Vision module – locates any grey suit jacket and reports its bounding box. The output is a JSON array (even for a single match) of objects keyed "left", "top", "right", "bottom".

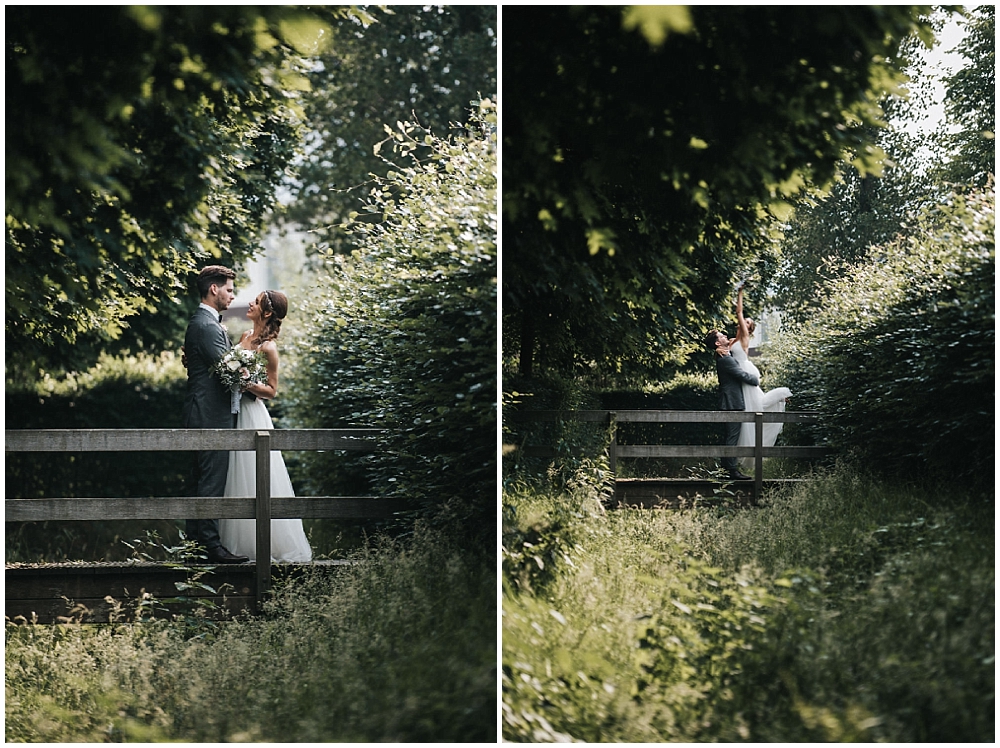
[
  {"left": 715, "top": 353, "right": 760, "bottom": 411},
  {"left": 181, "top": 307, "right": 233, "bottom": 429}
]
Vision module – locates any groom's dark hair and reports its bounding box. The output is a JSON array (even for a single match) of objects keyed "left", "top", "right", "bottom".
[
  {"left": 196, "top": 265, "right": 236, "bottom": 298},
  {"left": 704, "top": 330, "right": 722, "bottom": 352}
]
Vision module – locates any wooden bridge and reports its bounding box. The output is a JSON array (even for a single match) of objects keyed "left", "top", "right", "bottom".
[
  {"left": 505, "top": 409, "right": 831, "bottom": 507},
  {"left": 5, "top": 428, "right": 409, "bottom": 623}
]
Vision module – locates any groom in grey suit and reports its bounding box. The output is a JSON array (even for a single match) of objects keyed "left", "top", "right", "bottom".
[
  {"left": 705, "top": 329, "right": 759, "bottom": 481},
  {"left": 181, "top": 265, "right": 248, "bottom": 564}
]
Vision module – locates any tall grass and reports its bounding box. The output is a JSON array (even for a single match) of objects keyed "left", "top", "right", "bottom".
[
  {"left": 502, "top": 462, "right": 994, "bottom": 742},
  {"left": 5, "top": 527, "right": 496, "bottom": 742}
]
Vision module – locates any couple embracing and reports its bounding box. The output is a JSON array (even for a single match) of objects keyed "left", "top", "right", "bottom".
[
  {"left": 705, "top": 282, "right": 792, "bottom": 480},
  {"left": 181, "top": 265, "right": 311, "bottom": 564}
]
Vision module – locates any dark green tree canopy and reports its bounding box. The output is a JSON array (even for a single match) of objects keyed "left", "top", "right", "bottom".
[
  {"left": 284, "top": 5, "right": 497, "bottom": 252},
  {"left": 768, "top": 124, "right": 939, "bottom": 325},
  {"left": 506, "top": 6, "right": 928, "bottom": 225},
  {"left": 503, "top": 5, "right": 935, "bottom": 379},
  {"left": 936, "top": 4, "right": 995, "bottom": 187},
  {"left": 5, "top": 6, "right": 350, "bottom": 377},
  {"left": 766, "top": 6, "right": 992, "bottom": 325}
]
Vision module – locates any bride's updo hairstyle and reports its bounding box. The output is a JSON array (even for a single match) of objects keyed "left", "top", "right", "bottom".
[{"left": 253, "top": 290, "right": 288, "bottom": 346}]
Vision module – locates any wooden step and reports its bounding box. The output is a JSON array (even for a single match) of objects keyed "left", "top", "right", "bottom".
[{"left": 5, "top": 559, "right": 352, "bottom": 624}]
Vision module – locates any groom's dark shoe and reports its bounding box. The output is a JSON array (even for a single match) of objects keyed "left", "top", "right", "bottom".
[
  {"left": 728, "top": 470, "right": 752, "bottom": 481},
  {"left": 206, "top": 545, "right": 249, "bottom": 564}
]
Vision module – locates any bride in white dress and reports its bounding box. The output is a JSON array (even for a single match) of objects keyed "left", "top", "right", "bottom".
[
  {"left": 728, "top": 283, "right": 792, "bottom": 467},
  {"left": 219, "top": 290, "right": 312, "bottom": 563}
]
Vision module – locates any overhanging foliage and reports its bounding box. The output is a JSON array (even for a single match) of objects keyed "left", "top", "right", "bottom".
[
  {"left": 5, "top": 7, "right": 362, "bottom": 377},
  {"left": 503, "top": 5, "right": 936, "bottom": 379}
]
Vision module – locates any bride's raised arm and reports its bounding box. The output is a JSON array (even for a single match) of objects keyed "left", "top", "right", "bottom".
[{"left": 734, "top": 283, "right": 752, "bottom": 349}]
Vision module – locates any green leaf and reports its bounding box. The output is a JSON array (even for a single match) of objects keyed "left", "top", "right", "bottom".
[
  {"left": 278, "top": 14, "right": 333, "bottom": 55},
  {"left": 622, "top": 5, "right": 694, "bottom": 47},
  {"left": 586, "top": 227, "right": 618, "bottom": 256}
]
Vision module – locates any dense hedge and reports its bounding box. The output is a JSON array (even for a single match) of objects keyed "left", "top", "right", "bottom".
[
  {"left": 502, "top": 371, "right": 722, "bottom": 483},
  {"left": 767, "top": 186, "right": 994, "bottom": 491},
  {"left": 600, "top": 374, "right": 719, "bottom": 457},
  {"left": 6, "top": 353, "right": 189, "bottom": 561},
  {"left": 285, "top": 105, "right": 497, "bottom": 540}
]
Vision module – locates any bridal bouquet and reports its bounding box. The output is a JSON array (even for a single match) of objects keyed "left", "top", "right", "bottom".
[{"left": 212, "top": 346, "right": 267, "bottom": 414}]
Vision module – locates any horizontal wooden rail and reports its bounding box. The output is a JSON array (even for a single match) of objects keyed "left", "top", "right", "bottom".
[
  {"left": 615, "top": 445, "right": 825, "bottom": 459},
  {"left": 5, "top": 496, "right": 410, "bottom": 522},
  {"left": 5, "top": 428, "right": 404, "bottom": 616},
  {"left": 505, "top": 409, "right": 820, "bottom": 424},
  {"left": 4, "top": 428, "right": 382, "bottom": 452},
  {"left": 522, "top": 445, "right": 825, "bottom": 459}
]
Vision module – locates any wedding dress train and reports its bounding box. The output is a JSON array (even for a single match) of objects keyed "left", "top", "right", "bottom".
[
  {"left": 219, "top": 394, "right": 312, "bottom": 562},
  {"left": 730, "top": 341, "right": 792, "bottom": 467}
]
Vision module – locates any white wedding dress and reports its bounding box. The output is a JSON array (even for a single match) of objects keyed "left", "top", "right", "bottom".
[
  {"left": 219, "top": 394, "right": 312, "bottom": 562},
  {"left": 731, "top": 341, "right": 792, "bottom": 467}
]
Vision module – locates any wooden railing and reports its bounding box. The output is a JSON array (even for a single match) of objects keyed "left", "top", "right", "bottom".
[
  {"left": 5, "top": 428, "right": 409, "bottom": 613},
  {"left": 505, "top": 410, "right": 830, "bottom": 500}
]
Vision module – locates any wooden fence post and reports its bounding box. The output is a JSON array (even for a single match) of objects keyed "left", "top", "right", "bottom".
[
  {"left": 608, "top": 411, "right": 618, "bottom": 475},
  {"left": 255, "top": 430, "right": 271, "bottom": 610},
  {"left": 754, "top": 412, "right": 764, "bottom": 503}
]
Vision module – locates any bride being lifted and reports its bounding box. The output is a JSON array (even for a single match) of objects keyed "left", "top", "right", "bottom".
[
  {"left": 728, "top": 281, "right": 792, "bottom": 467},
  {"left": 219, "top": 290, "right": 312, "bottom": 563}
]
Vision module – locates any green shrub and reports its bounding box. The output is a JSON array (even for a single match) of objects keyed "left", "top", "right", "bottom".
[
  {"left": 683, "top": 475, "right": 995, "bottom": 741},
  {"left": 502, "top": 466, "right": 994, "bottom": 742},
  {"left": 502, "top": 372, "right": 606, "bottom": 488},
  {"left": 602, "top": 373, "right": 721, "bottom": 477},
  {"left": 502, "top": 462, "right": 658, "bottom": 742},
  {"left": 286, "top": 103, "right": 497, "bottom": 539},
  {"left": 503, "top": 370, "right": 723, "bottom": 483},
  {"left": 767, "top": 185, "right": 994, "bottom": 490},
  {"left": 6, "top": 351, "right": 189, "bottom": 561}
]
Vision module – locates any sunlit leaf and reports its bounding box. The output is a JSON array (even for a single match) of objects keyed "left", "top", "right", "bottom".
[
  {"left": 622, "top": 5, "right": 693, "bottom": 47},
  {"left": 586, "top": 227, "right": 618, "bottom": 256},
  {"left": 278, "top": 14, "right": 333, "bottom": 55},
  {"left": 768, "top": 201, "right": 794, "bottom": 221}
]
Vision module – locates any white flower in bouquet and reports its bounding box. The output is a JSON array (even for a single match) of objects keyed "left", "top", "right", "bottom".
[{"left": 212, "top": 346, "right": 267, "bottom": 413}]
